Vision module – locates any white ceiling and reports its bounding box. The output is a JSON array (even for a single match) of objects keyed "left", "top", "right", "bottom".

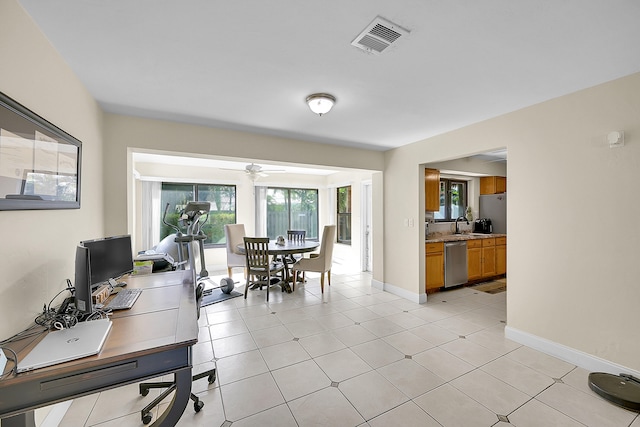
[{"left": 18, "top": 1, "right": 640, "bottom": 152}]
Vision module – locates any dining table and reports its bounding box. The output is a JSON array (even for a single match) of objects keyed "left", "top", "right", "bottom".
[{"left": 236, "top": 239, "right": 320, "bottom": 291}]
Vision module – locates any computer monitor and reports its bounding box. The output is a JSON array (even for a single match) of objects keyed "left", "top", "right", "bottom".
[
  {"left": 81, "top": 235, "right": 134, "bottom": 289},
  {"left": 74, "top": 245, "right": 93, "bottom": 315}
]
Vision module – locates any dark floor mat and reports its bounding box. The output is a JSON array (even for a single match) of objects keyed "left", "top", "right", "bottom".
[
  {"left": 201, "top": 289, "right": 242, "bottom": 306},
  {"left": 471, "top": 281, "right": 507, "bottom": 294}
]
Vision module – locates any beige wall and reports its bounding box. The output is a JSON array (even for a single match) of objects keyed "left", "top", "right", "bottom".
[
  {"left": 103, "top": 114, "right": 384, "bottom": 238},
  {"left": 0, "top": 1, "right": 105, "bottom": 339},
  {"left": 383, "top": 73, "right": 640, "bottom": 371},
  {"left": 371, "top": 172, "right": 385, "bottom": 283}
]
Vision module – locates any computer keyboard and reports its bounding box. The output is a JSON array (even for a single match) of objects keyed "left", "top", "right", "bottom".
[{"left": 104, "top": 288, "right": 142, "bottom": 310}]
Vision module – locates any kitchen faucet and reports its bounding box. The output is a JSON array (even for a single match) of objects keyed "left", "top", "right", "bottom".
[{"left": 455, "top": 216, "right": 469, "bottom": 234}]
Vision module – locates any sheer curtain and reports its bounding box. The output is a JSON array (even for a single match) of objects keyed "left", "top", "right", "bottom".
[
  {"left": 254, "top": 186, "right": 267, "bottom": 237},
  {"left": 141, "top": 181, "right": 162, "bottom": 249}
]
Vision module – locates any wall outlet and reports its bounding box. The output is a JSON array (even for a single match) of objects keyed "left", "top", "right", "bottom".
[{"left": 0, "top": 348, "right": 7, "bottom": 375}]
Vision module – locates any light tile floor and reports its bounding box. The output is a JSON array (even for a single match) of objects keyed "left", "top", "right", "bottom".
[{"left": 57, "top": 272, "right": 640, "bottom": 427}]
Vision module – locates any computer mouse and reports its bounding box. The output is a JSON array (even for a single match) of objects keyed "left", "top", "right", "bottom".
[{"left": 117, "top": 281, "right": 127, "bottom": 287}]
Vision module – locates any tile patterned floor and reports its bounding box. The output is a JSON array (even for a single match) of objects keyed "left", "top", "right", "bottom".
[{"left": 56, "top": 272, "right": 640, "bottom": 427}]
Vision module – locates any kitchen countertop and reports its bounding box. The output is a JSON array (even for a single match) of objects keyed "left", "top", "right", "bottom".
[{"left": 426, "top": 233, "right": 507, "bottom": 243}]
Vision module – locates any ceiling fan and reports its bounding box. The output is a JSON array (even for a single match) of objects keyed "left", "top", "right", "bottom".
[{"left": 223, "top": 163, "right": 286, "bottom": 181}]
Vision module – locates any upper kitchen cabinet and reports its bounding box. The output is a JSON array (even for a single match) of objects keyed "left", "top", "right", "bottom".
[
  {"left": 480, "top": 176, "right": 506, "bottom": 195},
  {"left": 425, "top": 168, "right": 440, "bottom": 211}
]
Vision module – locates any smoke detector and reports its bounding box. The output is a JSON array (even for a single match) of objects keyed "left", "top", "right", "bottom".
[{"left": 351, "top": 16, "right": 410, "bottom": 54}]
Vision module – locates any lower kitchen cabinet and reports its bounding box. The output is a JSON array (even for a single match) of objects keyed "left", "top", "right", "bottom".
[
  {"left": 481, "top": 238, "right": 496, "bottom": 278},
  {"left": 431, "top": 236, "right": 506, "bottom": 292},
  {"left": 496, "top": 236, "right": 506, "bottom": 275},
  {"left": 426, "top": 242, "right": 444, "bottom": 291},
  {"left": 467, "top": 239, "right": 482, "bottom": 281}
]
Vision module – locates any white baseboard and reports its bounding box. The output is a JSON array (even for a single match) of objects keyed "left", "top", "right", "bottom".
[
  {"left": 505, "top": 326, "right": 640, "bottom": 377},
  {"left": 371, "top": 278, "right": 384, "bottom": 290},
  {"left": 372, "top": 280, "right": 426, "bottom": 303}
]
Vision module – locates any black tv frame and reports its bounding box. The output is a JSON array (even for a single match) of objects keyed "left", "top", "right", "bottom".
[{"left": 0, "top": 91, "right": 82, "bottom": 210}]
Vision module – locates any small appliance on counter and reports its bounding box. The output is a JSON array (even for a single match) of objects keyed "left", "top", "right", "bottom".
[{"left": 473, "top": 218, "right": 492, "bottom": 234}]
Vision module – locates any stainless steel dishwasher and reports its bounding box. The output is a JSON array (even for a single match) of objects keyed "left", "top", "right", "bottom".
[{"left": 444, "top": 241, "right": 468, "bottom": 288}]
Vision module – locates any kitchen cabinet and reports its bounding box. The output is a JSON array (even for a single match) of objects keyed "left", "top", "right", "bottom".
[
  {"left": 481, "top": 238, "right": 496, "bottom": 278},
  {"left": 425, "top": 242, "right": 444, "bottom": 291},
  {"left": 480, "top": 176, "right": 506, "bottom": 194},
  {"left": 495, "top": 236, "right": 506, "bottom": 275},
  {"left": 467, "top": 239, "right": 482, "bottom": 281},
  {"left": 425, "top": 168, "right": 440, "bottom": 212}
]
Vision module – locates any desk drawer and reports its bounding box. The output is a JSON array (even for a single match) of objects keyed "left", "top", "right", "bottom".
[{"left": 0, "top": 347, "right": 191, "bottom": 418}]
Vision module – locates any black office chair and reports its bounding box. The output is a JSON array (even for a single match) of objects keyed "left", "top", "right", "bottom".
[{"left": 138, "top": 282, "right": 216, "bottom": 425}]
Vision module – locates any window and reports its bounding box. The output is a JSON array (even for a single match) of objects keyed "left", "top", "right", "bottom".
[
  {"left": 160, "top": 183, "right": 236, "bottom": 246},
  {"left": 435, "top": 179, "right": 467, "bottom": 222},
  {"left": 337, "top": 186, "right": 351, "bottom": 244},
  {"left": 266, "top": 188, "right": 318, "bottom": 239}
]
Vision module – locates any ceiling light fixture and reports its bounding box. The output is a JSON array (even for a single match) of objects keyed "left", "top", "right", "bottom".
[{"left": 306, "top": 93, "right": 336, "bottom": 116}]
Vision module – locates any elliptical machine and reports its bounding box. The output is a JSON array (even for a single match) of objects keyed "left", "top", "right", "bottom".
[
  {"left": 169, "top": 201, "right": 210, "bottom": 280},
  {"left": 139, "top": 201, "right": 209, "bottom": 277},
  {"left": 137, "top": 201, "right": 235, "bottom": 294}
]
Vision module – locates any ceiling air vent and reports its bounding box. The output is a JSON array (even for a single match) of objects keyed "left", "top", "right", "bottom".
[{"left": 351, "top": 16, "right": 410, "bottom": 54}]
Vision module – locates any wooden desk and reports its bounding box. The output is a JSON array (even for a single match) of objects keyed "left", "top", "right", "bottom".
[{"left": 0, "top": 270, "right": 199, "bottom": 427}]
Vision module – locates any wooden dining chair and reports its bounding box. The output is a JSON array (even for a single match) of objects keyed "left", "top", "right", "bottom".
[
  {"left": 282, "top": 230, "right": 307, "bottom": 282},
  {"left": 287, "top": 229, "right": 306, "bottom": 242},
  {"left": 292, "top": 225, "right": 336, "bottom": 293},
  {"left": 283, "top": 229, "right": 306, "bottom": 263},
  {"left": 243, "top": 237, "right": 286, "bottom": 301}
]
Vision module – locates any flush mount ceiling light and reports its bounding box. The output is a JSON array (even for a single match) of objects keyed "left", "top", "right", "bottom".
[{"left": 306, "top": 93, "right": 336, "bottom": 116}]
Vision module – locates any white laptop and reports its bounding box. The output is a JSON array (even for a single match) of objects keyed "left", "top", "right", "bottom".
[{"left": 17, "top": 318, "right": 112, "bottom": 373}]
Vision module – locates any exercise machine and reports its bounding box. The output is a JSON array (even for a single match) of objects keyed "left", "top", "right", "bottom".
[
  {"left": 136, "top": 201, "right": 235, "bottom": 294},
  {"left": 173, "top": 201, "right": 210, "bottom": 280}
]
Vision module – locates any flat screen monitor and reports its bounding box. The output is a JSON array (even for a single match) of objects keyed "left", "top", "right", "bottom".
[
  {"left": 81, "top": 235, "right": 133, "bottom": 289},
  {"left": 74, "top": 245, "right": 93, "bottom": 315}
]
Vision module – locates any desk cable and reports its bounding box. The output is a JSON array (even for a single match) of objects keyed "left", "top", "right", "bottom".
[
  {"left": 0, "top": 280, "right": 113, "bottom": 379},
  {"left": 1, "top": 280, "right": 77, "bottom": 347}
]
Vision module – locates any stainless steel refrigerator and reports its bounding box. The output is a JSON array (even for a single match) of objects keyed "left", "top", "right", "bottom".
[{"left": 479, "top": 193, "right": 507, "bottom": 234}]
